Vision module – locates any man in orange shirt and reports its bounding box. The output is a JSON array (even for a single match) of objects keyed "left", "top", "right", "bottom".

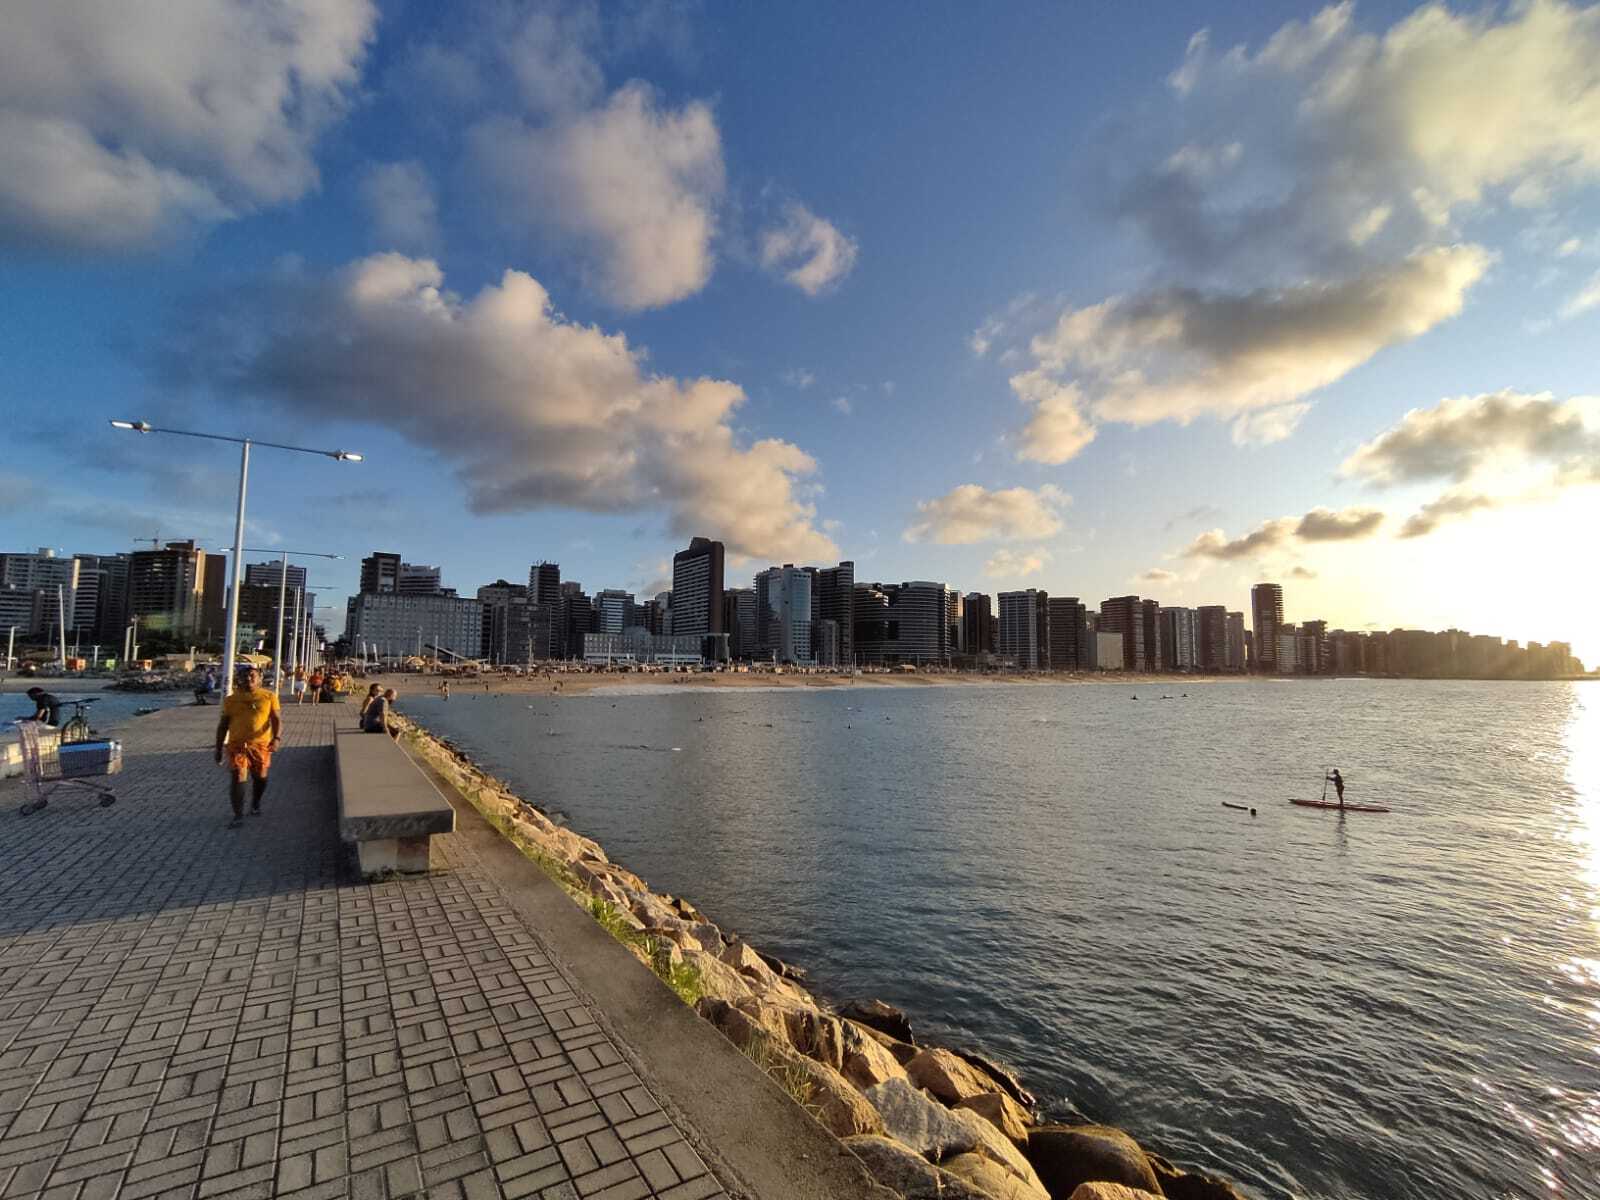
[{"left": 215, "top": 666, "right": 281, "bottom": 827}]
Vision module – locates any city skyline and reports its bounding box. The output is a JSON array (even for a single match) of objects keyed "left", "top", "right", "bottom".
[{"left": 3, "top": 3, "right": 1599, "bottom": 663}]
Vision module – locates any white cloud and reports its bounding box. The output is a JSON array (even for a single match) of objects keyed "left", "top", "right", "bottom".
[
  {"left": 1231, "top": 403, "right": 1311, "bottom": 447},
  {"left": 1141, "top": 568, "right": 1179, "bottom": 584},
  {"left": 904, "top": 484, "right": 1069, "bottom": 545},
  {"left": 1340, "top": 390, "right": 1600, "bottom": 485},
  {"left": 159, "top": 254, "right": 837, "bottom": 564},
  {"left": 782, "top": 368, "right": 816, "bottom": 389},
  {"left": 0, "top": 0, "right": 375, "bottom": 252},
  {"left": 469, "top": 82, "right": 725, "bottom": 310},
  {"left": 759, "top": 202, "right": 858, "bottom": 296},
  {"left": 359, "top": 161, "right": 438, "bottom": 252},
  {"left": 984, "top": 548, "right": 1050, "bottom": 580},
  {"left": 1025, "top": 245, "right": 1489, "bottom": 430},
  {"left": 1010, "top": 371, "right": 1098, "bottom": 465},
  {"left": 832, "top": 396, "right": 853, "bottom": 416},
  {"left": 1562, "top": 269, "right": 1600, "bottom": 318}
]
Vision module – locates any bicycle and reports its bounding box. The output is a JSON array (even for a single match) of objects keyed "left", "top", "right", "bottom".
[{"left": 58, "top": 698, "right": 99, "bottom": 745}]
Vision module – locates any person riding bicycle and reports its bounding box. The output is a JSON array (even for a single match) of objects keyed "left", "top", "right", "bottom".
[{"left": 25, "top": 687, "right": 60, "bottom": 727}]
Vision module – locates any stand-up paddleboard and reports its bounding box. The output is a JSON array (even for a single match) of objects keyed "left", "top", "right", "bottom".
[
  {"left": 1222, "top": 802, "right": 1252, "bottom": 812},
  {"left": 1288, "top": 798, "right": 1390, "bottom": 813}
]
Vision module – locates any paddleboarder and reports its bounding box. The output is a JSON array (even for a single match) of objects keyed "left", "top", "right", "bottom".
[{"left": 1327, "top": 768, "right": 1346, "bottom": 808}]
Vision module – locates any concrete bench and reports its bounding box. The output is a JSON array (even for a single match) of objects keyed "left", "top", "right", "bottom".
[{"left": 334, "top": 728, "right": 455, "bottom": 874}]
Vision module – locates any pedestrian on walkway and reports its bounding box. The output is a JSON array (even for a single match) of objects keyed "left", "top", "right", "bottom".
[
  {"left": 307, "top": 667, "right": 324, "bottom": 704},
  {"left": 292, "top": 665, "right": 307, "bottom": 704},
  {"left": 214, "top": 665, "right": 280, "bottom": 827}
]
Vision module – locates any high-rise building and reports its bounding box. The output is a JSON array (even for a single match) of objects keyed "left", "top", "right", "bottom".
[
  {"left": 596, "top": 590, "right": 635, "bottom": 634},
  {"left": 998, "top": 589, "right": 1047, "bottom": 669},
  {"left": 640, "top": 595, "right": 667, "bottom": 636},
  {"left": 360, "top": 552, "right": 401, "bottom": 594},
  {"left": 1098, "top": 596, "right": 1147, "bottom": 672},
  {"left": 244, "top": 561, "right": 308, "bottom": 593},
  {"left": 477, "top": 580, "right": 547, "bottom": 666},
  {"left": 1301, "top": 619, "right": 1329, "bottom": 674},
  {"left": 755, "top": 565, "right": 813, "bottom": 663},
  {"left": 1251, "top": 583, "right": 1284, "bottom": 673},
  {"left": 671, "top": 537, "right": 724, "bottom": 640},
  {"left": 962, "top": 592, "right": 994, "bottom": 657},
  {"left": 854, "top": 581, "right": 952, "bottom": 665},
  {"left": 0, "top": 549, "right": 81, "bottom": 636},
  {"left": 529, "top": 563, "right": 563, "bottom": 656},
  {"left": 128, "top": 540, "right": 209, "bottom": 639},
  {"left": 812, "top": 561, "right": 855, "bottom": 668},
  {"left": 398, "top": 563, "right": 443, "bottom": 595},
  {"left": 1158, "top": 607, "right": 1197, "bottom": 671},
  {"left": 1141, "top": 599, "right": 1161, "bottom": 672},
  {"left": 722, "top": 588, "right": 756, "bottom": 657},
  {"left": 1197, "top": 605, "right": 1227, "bottom": 671},
  {"left": 1047, "top": 597, "right": 1088, "bottom": 670},
  {"left": 561, "top": 583, "right": 594, "bottom": 659},
  {"left": 1225, "top": 611, "right": 1246, "bottom": 670}
]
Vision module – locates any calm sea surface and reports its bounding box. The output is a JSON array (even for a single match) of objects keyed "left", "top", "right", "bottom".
[{"left": 404, "top": 679, "right": 1600, "bottom": 1200}]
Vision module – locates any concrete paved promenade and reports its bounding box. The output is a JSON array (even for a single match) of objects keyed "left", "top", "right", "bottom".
[{"left": 0, "top": 704, "right": 731, "bottom": 1200}]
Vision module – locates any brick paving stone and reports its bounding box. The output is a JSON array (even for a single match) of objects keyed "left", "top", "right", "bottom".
[{"left": 0, "top": 705, "right": 730, "bottom": 1199}]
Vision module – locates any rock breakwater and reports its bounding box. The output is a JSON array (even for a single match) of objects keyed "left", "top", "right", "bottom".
[{"left": 396, "top": 716, "right": 1251, "bottom": 1200}]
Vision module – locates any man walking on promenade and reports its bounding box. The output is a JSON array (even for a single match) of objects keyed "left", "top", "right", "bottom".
[{"left": 215, "top": 665, "right": 280, "bottom": 828}]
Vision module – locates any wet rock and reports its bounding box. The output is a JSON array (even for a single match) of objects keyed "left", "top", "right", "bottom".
[
  {"left": 943, "top": 1152, "right": 1050, "bottom": 1200},
  {"left": 1147, "top": 1153, "right": 1251, "bottom": 1200},
  {"left": 863, "top": 1077, "right": 979, "bottom": 1160},
  {"left": 843, "top": 1135, "right": 993, "bottom": 1200},
  {"left": 955, "top": 1091, "right": 1033, "bottom": 1148},
  {"left": 1027, "top": 1125, "right": 1163, "bottom": 1198},
  {"left": 755, "top": 948, "right": 809, "bottom": 982},
  {"left": 905, "top": 1047, "right": 1001, "bottom": 1105},
  {"left": 839, "top": 998, "right": 915, "bottom": 1043},
  {"left": 952, "top": 1046, "right": 1038, "bottom": 1109}
]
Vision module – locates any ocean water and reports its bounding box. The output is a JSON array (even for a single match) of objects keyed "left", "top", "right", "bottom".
[
  {"left": 403, "top": 679, "right": 1600, "bottom": 1200},
  {"left": 0, "top": 688, "right": 188, "bottom": 733}
]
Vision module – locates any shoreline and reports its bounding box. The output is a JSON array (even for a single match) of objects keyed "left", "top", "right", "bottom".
[{"left": 397, "top": 711, "right": 1252, "bottom": 1200}]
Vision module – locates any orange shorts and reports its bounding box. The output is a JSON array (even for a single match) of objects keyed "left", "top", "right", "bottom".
[{"left": 225, "top": 741, "right": 273, "bottom": 778}]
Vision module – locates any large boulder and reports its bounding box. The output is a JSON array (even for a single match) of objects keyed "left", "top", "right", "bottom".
[
  {"left": 784, "top": 1054, "right": 886, "bottom": 1139},
  {"left": 841, "top": 1021, "right": 911, "bottom": 1090},
  {"left": 946, "top": 1106, "right": 1050, "bottom": 1198},
  {"left": 781, "top": 1006, "right": 848, "bottom": 1072},
  {"left": 1027, "top": 1125, "right": 1163, "bottom": 1198},
  {"left": 905, "top": 1047, "right": 1002, "bottom": 1105},
  {"left": 843, "top": 1135, "right": 993, "bottom": 1200},
  {"left": 863, "top": 1078, "right": 981, "bottom": 1160},
  {"left": 839, "top": 998, "right": 915, "bottom": 1043},
  {"left": 1069, "top": 1186, "right": 1165, "bottom": 1200},
  {"left": 1147, "top": 1153, "right": 1251, "bottom": 1200},
  {"left": 681, "top": 948, "right": 756, "bottom": 1004},
  {"left": 943, "top": 1152, "right": 1050, "bottom": 1200},
  {"left": 952, "top": 1047, "right": 1038, "bottom": 1109},
  {"left": 956, "top": 1091, "right": 1033, "bottom": 1148}
]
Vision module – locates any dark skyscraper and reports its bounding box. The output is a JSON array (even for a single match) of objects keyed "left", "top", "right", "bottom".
[
  {"left": 529, "top": 562, "right": 562, "bottom": 656},
  {"left": 1251, "top": 582, "right": 1284, "bottom": 673},
  {"left": 1099, "top": 595, "right": 1148, "bottom": 671},
  {"left": 962, "top": 592, "right": 994, "bottom": 656},
  {"left": 1047, "top": 596, "right": 1087, "bottom": 670},
  {"left": 812, "top": 561, "right": 854, "bottom": 668},
  {"left": 1197, "top": 604, "right": 1228, "bottom": 671},
  {"left": 671, "top": 537, "right": 724, "bottom": 640},
  {"left": 360, "top": 552, "right": 401, "bottom": 595}
]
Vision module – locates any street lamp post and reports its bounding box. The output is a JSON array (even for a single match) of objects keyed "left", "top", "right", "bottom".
[{"left": 111, "top": 421, "right": 360, "bottom": 694}]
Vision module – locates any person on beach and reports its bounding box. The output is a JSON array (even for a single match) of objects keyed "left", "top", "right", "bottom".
[
  {"left": 25, "top": 686, "right": 60, "bottom": 726},
  {"left": 358, "top": 682, "right": 381, "bottom": 725},
  {"left": 215, "top": 666, "right": 280, "bottom": 827},
  {"left": 440, "top": 680, "right": 450, "bottom": 700},
  {"left": 1327, "top": 768, "right": 1346, "bottom": 807},
  {"left": 292, "top": 665, "right": 307, "bottom": 704}
]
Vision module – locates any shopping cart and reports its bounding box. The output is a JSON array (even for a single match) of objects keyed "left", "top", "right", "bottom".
[{"left": 13, "top": 719, "right": 119, "bottom": 816}]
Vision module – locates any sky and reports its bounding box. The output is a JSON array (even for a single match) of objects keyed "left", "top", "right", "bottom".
[{"left": 2, "top": 0, "right": 1599, "bottom": 663}]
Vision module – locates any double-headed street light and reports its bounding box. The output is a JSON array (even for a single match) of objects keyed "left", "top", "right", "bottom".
[
  {"left": 110, "top": 421, "right": 362, "bottom": 694},
  {"left": 221, "top": 548, "right": 344, "bottom": 695}
]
